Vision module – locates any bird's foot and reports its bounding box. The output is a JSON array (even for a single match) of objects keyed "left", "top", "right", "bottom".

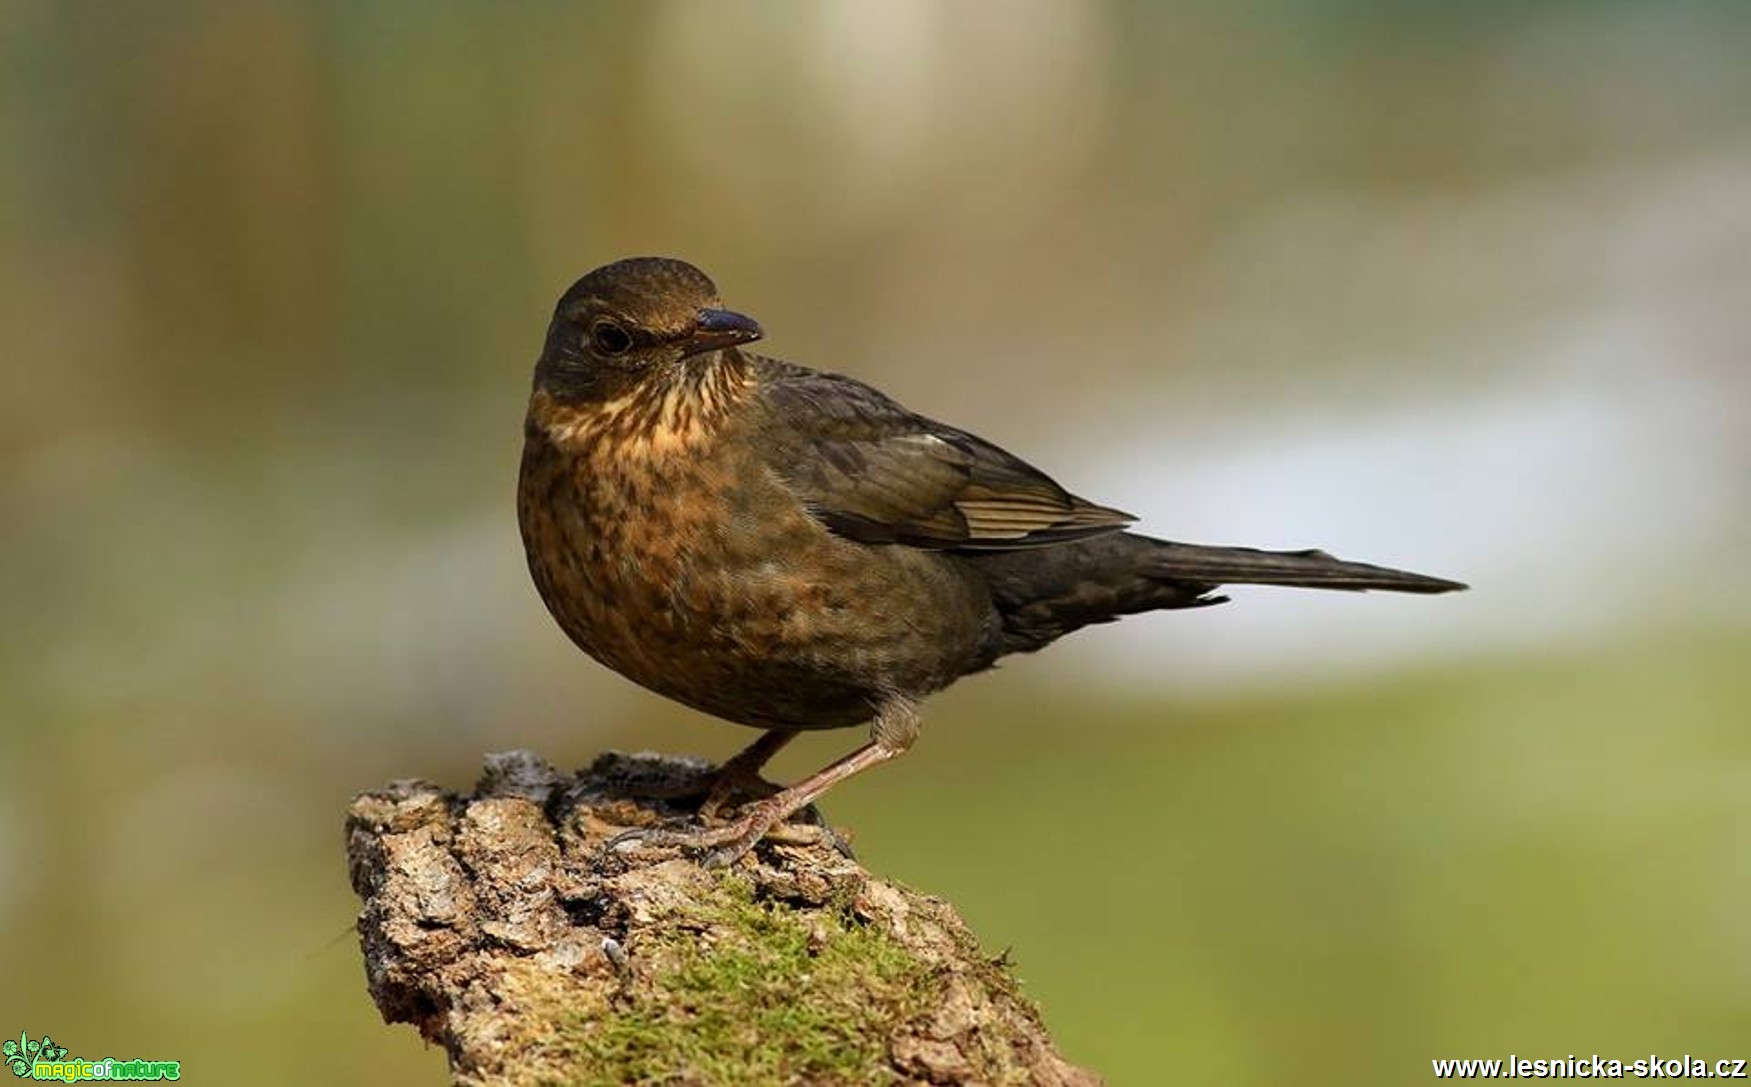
[
  {"left": 697, "top": 765, "right": 779, "bottom": 822},
  {"left": 695, "top": 729, "right": 796, "bottom": 820},
  {"left": 604, "top": 795, "right": 850, "bottom": 869},
  {"left": 600, "top": 731, "right": 890, "bottom": 868}
]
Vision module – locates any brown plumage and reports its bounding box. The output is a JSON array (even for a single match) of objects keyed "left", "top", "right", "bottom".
[{"left": 518, "top": 257, "right": 1466, "bottom": 865}]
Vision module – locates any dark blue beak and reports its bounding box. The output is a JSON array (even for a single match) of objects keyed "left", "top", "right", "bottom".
[{"left": 688, "top": 308, "right": 763, "bottom": 352}]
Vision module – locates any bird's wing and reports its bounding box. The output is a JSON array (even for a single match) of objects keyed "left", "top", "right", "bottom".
[{"left": 752, "top": 359, "right": 1134, "bottom": 550}]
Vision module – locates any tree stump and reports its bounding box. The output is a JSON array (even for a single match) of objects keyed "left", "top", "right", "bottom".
[{"left": 345, "top": 750, "right": 1100, "bottom": 1086}]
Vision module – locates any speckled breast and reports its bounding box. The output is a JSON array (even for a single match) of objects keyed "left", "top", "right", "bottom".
[{"left": 517, "top": 381, "right": 995, "bottom": 732}]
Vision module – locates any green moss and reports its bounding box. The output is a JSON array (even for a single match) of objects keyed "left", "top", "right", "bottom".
[{"left": 529, "top": 874, "right": 945, "bottom": 1086}]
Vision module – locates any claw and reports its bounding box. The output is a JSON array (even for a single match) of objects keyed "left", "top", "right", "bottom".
[
  {"left": 598, "top": 726, "right": 902, "bottom": 868},
  {"left": 598, "top": 797, "right": 789, "bottom": 866},
  {"left": 603, "top": 826, "right": 662, "bottom": 853}
]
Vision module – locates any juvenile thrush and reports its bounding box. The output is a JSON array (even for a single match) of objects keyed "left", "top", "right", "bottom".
[{"left": 518, "top": 257, "right": 1465, "bottom": 865}]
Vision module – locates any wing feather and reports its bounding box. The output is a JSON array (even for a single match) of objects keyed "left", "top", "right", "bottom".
[{"left": 752, "top": 358, "right": 1133, "bottom": 550}]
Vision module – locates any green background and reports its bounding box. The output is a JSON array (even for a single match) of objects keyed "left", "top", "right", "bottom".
[{"left": 3, "top": 2, "right": 1748, "bottom": 1083}]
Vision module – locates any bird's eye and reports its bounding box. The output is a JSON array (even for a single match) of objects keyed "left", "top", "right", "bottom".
[{"left": 589, "top": 320, "right": 633, "bottom": 356}]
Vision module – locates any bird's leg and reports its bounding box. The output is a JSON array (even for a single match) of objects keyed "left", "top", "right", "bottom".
[
  {"left": 608, "top": 695, "right": 920, "bottom": 868},
  {"left": 698, "top": 728, "right": 798, "bottom": 820}
]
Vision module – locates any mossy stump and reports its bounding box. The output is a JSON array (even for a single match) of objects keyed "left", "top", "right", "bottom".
[{"left": 346, "top": 750, "right": 1099, "bottom": 1086}]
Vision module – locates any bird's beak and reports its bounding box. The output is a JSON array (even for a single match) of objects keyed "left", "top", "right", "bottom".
[{"left": 687, "top": 308, "right": 763, "bottom": 354}]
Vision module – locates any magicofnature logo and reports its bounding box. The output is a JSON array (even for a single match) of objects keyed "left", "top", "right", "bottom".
[{"left": 3, "top": 1032, "right": 179, "bottom": 1081}]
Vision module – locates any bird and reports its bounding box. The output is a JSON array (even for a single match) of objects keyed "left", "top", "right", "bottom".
[{"left": 517, "top": 256, "right": 1466, "bottom": 865}]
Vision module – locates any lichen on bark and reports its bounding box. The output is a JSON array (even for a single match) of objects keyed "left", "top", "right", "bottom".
[{"left": 346, "top": 750, "right": 1099, "bottom": 1086}]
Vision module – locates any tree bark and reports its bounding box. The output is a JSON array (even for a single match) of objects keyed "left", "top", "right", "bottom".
[{"left": 346, "top": 750, "right": 1101, "bottom": 1087}]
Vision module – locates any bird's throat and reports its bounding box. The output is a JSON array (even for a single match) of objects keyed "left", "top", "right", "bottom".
[{"left": 530, "top": 351, "right": 752, "bottom": 458}]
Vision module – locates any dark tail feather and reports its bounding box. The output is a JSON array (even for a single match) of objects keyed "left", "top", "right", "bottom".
[
  {"left": 1142, "top": 540, "right": 1467, "bottom": 594},
  {"left": 970, "top": 532, "right": 1465, "bottom": 659}
]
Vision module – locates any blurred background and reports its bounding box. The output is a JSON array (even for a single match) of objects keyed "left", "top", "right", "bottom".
[{"left": 3, "top": 1, "right": 1748, "bottom": 1083}]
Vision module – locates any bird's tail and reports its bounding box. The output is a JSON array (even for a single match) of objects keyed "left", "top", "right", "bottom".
[
  {"left": 971, "top": 532, "right": 1465, "bottom": 658},
  {"left": 1140, "top": 540, "right": 1467, "bottom": 594}
]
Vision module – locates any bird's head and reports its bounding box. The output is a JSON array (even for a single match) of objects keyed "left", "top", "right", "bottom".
[{"left": 534, "top": 257, "right": 763, "bottom": 397}]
